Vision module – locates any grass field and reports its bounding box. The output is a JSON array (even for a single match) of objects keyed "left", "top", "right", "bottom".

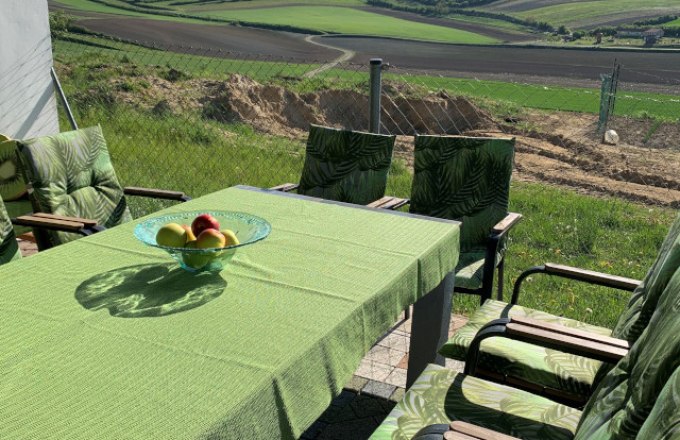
[
  {"left": 193, "top": 6, "right": 498, "bottom": 44},
  {"left": 53, "top": 0, "right": 214, "bottom": 24},
  {"left": 483, "top": 0, "right": 680, "bottom": 29},
  {"left": 665, "top": 18, "right": 680, "bottom": 28}
]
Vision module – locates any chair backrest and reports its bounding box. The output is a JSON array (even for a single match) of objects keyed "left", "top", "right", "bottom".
[
  {"left": 409, "top": 135, "right": 515, "bottom": 253},
  {"left": 575, "top": 262, "right": 680, "bottom": 439},
  {"left": 0, "top": 194, "right": 21, "bottom": 265},
  {"left": 0, "top": 134, "right": 27, "bottom": 202},
  {"left": 611, "top": 214, "right": 680, "bottom": 343},
  {"left": 15, "top": 125, "right": 132, "bottom": 248},
  {"left": 297, "top": 125, "right": 396, "bottom": 205}
]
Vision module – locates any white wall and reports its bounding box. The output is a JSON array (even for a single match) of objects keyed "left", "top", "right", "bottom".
[{"left": 0, "top": 0, "right": 59, "bottom": 139}]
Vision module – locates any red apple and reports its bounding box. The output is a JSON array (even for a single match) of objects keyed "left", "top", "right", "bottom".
[
  {"left": 196, "top": 229, "right": 227, "bottom": 249},
  {"left": 191, "top": 213, "right": 220, "bottom": 237}
]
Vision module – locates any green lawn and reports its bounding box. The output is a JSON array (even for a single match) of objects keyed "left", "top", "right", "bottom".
[
  {"left": 194, "top": 6, "right": 498, "bottom": 43},
  {"left": 483, "top": 0, "right": 680, "bottom": 28}
]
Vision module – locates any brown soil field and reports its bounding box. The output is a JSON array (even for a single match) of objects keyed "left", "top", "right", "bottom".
[
  {"left": 58, "top": 5, "right": 680, "bottom": 87},
  {"left": 74, "top": 18, "right": 339, "bottom": 61},
  {"left": 106, "top": 73, "right": 680, "bottom": 208}
]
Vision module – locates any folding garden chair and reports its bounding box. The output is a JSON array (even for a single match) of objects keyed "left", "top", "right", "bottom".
[
  {"left": 371, "top": 135, "right": 521, "bottom": 303},
  {"left": 372, "top": 245, "right": 680, "bottom": 439},
  {"left": 14, "top": 125, "right": 190, "bottom": 250},
  {"left": 437, "top": 213, "right": 680, "bottom": 407},
  {"left": 271, "top": 124, "right": 397, "bottom": 206}
]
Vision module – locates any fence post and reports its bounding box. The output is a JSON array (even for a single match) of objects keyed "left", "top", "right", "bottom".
[
  {"left": 597, "top": 60, "right": 620, "bottom": 138},
  {"left": 369, "top": 58, "right": 383, "bottom": 134}
]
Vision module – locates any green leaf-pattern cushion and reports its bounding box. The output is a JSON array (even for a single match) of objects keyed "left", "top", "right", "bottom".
[
  {"left": 576, "top": 265, "right": 680, "bottom": 439},
  {"left": 297, "top": 125, "right": 396, "bottom": 205},
  {"left": 370, "top": 364, "right": 581, "bottom": 440},
  {"left": 455, "top": 250, "right": 503, "bottom": 290},
  {"left": 611, "top": 213, "right": 680, "bottom": 342},
  {"left": 409, "top": 135, "right": 514, "bottom": 254},
  {"left": 440, "top": 299, "right": 612, "bottom": 397},
  {"left": 0, "top": 195, "right": 20, "bottom": 265},
  {"left": 15, "top": 126, "right": 132, "bottom": 247},
  {"left": 635, "top": 366, "right": 680, "bottom": 440}
]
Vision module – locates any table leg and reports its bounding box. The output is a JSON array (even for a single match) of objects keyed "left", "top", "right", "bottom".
[{"left": 406, "top": 272, "right": 455, "bottom": 388}]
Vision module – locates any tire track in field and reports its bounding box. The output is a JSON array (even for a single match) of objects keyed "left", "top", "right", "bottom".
[{"left": 302, "top": 36, "right": 356, "bottom": 78}]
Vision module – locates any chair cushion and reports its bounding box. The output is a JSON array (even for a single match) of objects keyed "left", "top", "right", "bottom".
[
  {"left": 4, "top": 197, "right": 32, "bottom": 236},
  {"left": 0, "top": 138, "right": 27, "bottom": 201},
  {"left": 370, "top": 364, "right": 581, "bottom": 440},
  {"left": 455, "top": 250, "right": 502, "bottom": 290},
  {"left": 634, "top": 365, "right": 680, "bottom": 439},
  {"left": 297, "top": 125, "right": 396, "bottom": 205},
  {"left": 16, "top": 126, "right": 132, "bottom": 247},
  {"left": 440, "top": 300, "right": 612, "bottom": 397},
  {"left": 0, "top": 195, "right": 20, "bottom": 265},
  {"left": 575, "top": 266, "right": 680, "bottom": 439},
  {"left": 409, "top": 135, "right": 514, "bottom": 253}
]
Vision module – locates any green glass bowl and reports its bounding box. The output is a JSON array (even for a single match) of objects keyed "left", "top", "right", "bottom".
[{"left": 134, "top": 211, "right": 271, "bottom": 273}]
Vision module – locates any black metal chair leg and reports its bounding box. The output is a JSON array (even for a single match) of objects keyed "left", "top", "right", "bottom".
[{"left": 497, "top": 258, "right": 505, "bottom": 301}]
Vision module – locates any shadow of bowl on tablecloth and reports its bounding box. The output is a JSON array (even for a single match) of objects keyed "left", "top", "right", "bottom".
[{"left": 75, "top": 263, "right": 226, "bottom": 318}]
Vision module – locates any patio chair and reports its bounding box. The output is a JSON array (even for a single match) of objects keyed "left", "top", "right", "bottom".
[
  {"left": 1, "top": 133, "right": 33, "bottom": 235},
  {"left": 370, "top": 135, "right": 521, "bottom": 303},
  {"left": 270, "top": 124, "right": 397, "bottom": 205},
  {"left": 371, "top": 253, "right": 680, "bottom": 439},
  {"left": 0, "top": 194, "right": 21, "bottom": 265},
  {"left": 14, "top": 125, "right": 190, "bottom": 250},
  {"left": 437, "top": 213, "right": 680, "bottom": 407}
]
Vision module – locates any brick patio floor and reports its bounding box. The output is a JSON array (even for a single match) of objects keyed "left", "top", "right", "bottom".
[{"left": 17, "top": 237, "right": 467, "bottom": 439}]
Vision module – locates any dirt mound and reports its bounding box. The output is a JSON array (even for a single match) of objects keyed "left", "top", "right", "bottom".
[
  {"left": 110, "top": 73, "right": 680, "bottom": 208},
  {"left": 201, "top": 74, "right": 494, "bottom": 137}
]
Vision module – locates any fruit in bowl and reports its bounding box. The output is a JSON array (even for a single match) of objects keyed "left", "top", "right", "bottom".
[{"left": 135, "top": 211, "right": 270, "bottom": 273}]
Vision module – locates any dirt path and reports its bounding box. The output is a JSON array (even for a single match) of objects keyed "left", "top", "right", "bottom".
[{"left": 302, "top": 36, "right": 356, "bottom": 78}]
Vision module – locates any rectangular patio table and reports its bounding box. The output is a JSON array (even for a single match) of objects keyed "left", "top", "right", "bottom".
[{"left": 0, "top": 185, "right": 459, "bottom": 439}]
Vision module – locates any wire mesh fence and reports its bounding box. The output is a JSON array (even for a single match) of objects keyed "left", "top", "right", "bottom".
[{"left": 43, "top": 31, "right": 680, "bottom": 328}]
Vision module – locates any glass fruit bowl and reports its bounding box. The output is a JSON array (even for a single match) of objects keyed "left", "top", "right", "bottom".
[{"left": 134, "top": 211, "right": 271, "bottom": 273}]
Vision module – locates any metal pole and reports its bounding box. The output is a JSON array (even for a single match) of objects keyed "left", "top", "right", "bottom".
[
  {"left": 369, "top": 58, "right": 382, "bottom": 134},
  {"left": 50, "top": 67, "right": 78, "bottom": 131}
]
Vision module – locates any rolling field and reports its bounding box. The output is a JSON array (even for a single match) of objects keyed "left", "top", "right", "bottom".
[
  {"left": 52, "top": 0, "right": 498, "bottom": 44},
  {"left": 483, "top": 0, "right": 680, "bottom": 29},
  {"left": 194, "top": 6, "right": 498, "bottom": 44}
]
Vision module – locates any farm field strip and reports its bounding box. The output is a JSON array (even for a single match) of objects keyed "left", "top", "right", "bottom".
[
  {"left": 192, "top": 6, "right": 498, "bottom": 44},
  {"left": 483, "top": 0, "right": 680, "bottom": 28}
]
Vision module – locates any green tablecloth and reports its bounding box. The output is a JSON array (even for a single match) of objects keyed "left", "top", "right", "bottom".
[{"left": 1, "top": 186, "right": 459, "bottom": 439}]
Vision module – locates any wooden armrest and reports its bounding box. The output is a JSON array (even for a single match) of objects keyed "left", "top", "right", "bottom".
[
  {"left": 446, "top": 421, "right": 521, "bottom": 440},
  {"left": 511, "top": 316, "right": 630, "bottom": 350},
  {"left": 491, "top": 212, "right": 522, "bottom": 235},
  {"left": 124, "top": 186, "right": 189, "bottom": 201},
  {"left": 13, "top": 215, "right": 86, "bottom": 232},
  {"left": 269, "top": 183, "right": 299, "bottom": 192},
  {"left": 31, "top": 212, "right": 98, "bottom": 228},
  {"left": 506, "top": 322, "right": 628, "bottom": 363},
  {"left": 367, "top": 196, "right": 409, "bottom": 209},
  {"left": 544, "top": 263, "right": 641, "bottom": 292}
]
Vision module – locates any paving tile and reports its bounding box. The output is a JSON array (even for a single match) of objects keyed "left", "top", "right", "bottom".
[
  {"left": 355, "top": 359, "right": 392, "bottom": 382},
  {"left": 376, "top": 332, "right": 410, "bottom": 352},
  {"left": 317, "top": 417, "right": 380, "bottom": 440},
  {"left": 396, "top": 353, "right": 409, "bottom": 369},
  {"left": 389, "top": 387, "right": 406, "bottom": 403},
  {"left": 331, "top": 389, "right": 357, "bottom": 408},
  {"left": 384, "top": 368, "right": 407, "bottom": 388},
  {"left": 362, "top": 380, "right": 397, "bottom": 400},
  {"left": 365, "top": 344, "right": 406, "bottom": 366},
  {"left": 344, "top": 375, "right": 368, "bottom": 393}
]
